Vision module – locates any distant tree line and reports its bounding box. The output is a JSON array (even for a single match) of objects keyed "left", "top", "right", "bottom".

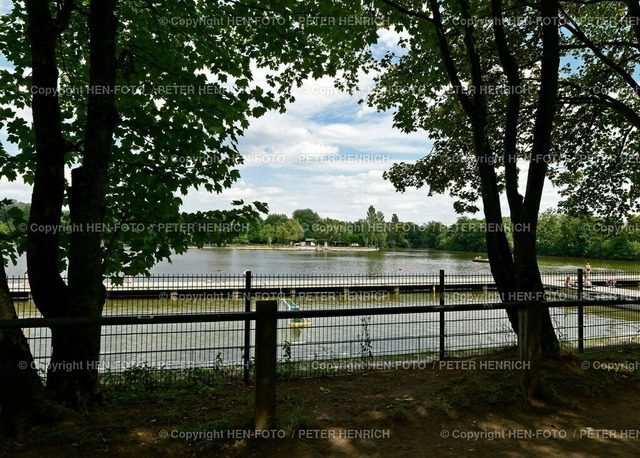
[
  {"left": 232, "top": 207, "right": 492, "bottom": 252},
  {"left": 536, "top": 210, "right": 640, "bottom": 260},
  {"left": 233, "top": 207, "right": 640, "bottom": 260},
  {"left": 3, "top": 200, "right": 638, "bottom": 260}
]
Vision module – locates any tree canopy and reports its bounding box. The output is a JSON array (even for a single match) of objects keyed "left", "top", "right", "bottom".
[
  {"left": 0, "top": 0, "right": 382, "bottom": 415},
  {"left": 378, "top": 1, "right": 640, "bottom": 221}
]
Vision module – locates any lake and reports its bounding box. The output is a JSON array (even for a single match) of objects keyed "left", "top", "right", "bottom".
[
  {"left": 143, "top": 248, "right": 640, "bottom": 275},
  {"left": 6, "top": 247, "right": 639, "bottom": 277}
]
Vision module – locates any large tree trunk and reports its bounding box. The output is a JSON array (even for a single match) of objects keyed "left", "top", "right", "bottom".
[
  {"left": 455, "top": 0, "right": 560, "bottom": 356},
  {"left": 25, "top": 0, "right": 118, "bottom": 409},
  {"left": 25, "top": 0, "right": 69, "bottom": 320},
  {"left": 489, "top": 0, "right": 556, "bottom": 356},
  {"left": 0, "top": 256, "right": 72, "bottom": 436},
  {"left": 470, "top": 75, "right": 559, "bottom": 356},
  {"left": 45, "top": 0, "right": 118, "bottom": 410},
  {"left": 519, "top": 0, "right": 562, "bottom": 360}
]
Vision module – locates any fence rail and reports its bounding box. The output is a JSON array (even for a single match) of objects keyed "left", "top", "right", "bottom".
[{"left": 4, "top": 269, "right": 640, "bottom": 383}]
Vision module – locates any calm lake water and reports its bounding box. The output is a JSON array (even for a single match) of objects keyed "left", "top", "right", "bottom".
[
  {"left": 140, "top": 248, "right": 640, "bottom": 275},
  {"left": 7, "top": 247, "right": 639, "bottom": 277}
]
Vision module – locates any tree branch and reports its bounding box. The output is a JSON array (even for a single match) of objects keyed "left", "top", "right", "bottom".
[
  {"left": 560, "top": 3, "right": 640, "bottom": 96},
  {"left": 522, "top": 0, "right": 560, "bottom": 223},
  {"left": 491, "top": 0, "right": 523, "bottom": 220},
  {"left": 53, "top": 0, "right": 75, "bottom": 32},
  {"left": 562, "top": 80, "right": 640, "bottom": 128}
]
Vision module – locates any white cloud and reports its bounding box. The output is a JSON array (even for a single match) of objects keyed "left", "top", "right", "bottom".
[
  {"left": 202, "top": 68, "right": 564, "bottom": 224},
  {"left": 0, "top": 178, "right": 31, "bottom": 202},
  {"left": 375, "top": 28, "right": 409, "bottom": 55}
]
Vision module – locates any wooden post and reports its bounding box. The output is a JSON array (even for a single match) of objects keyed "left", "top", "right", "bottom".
[
  {"left": 254, "top": 300, "right": 277, "bottom": 431},
  {"left": 519, "top": 300, "right": 542, "bottom": 399},
  {"left": 577, "top": 269, "right": 584, "bottom": 353},
  {"left": 243, "top": 271, "right": 252, "bottom": 385},
  {"left": 439, "top": 270, "right": 445, "bottom": 360}
]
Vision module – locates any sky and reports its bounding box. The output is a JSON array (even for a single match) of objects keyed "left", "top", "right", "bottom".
[{"left": 0, "top": 5, "right": 563, "bottom": 226}]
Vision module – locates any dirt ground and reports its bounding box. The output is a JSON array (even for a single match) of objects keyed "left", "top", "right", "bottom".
[{"left": 5, "top": 348, "right": 640, "bottom": 457}]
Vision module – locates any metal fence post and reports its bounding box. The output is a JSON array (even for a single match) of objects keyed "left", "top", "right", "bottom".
[
  {"left": 244, "top": 270, "right": 252, "bottom": 385},
  {"left": 577, "top": 268, "right": 584, "bottom": 353},
  {"left": 254, "top": 300, "right": 277, "bottom": 431},
  {"left": 439, "top": 269, "right": 445, "bottom": 360}
]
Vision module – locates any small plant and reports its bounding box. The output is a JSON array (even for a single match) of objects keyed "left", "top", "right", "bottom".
[
  {"left": 280, "top": 397, "right": 310, "bottom": 431},
  {"left": 121, "top": 363, "right": 159, "bottom": 391},
  {"left": 278, "top": 340, "right": 296, "bottom": 379},
  {"left": 102, "top": 363, "right": 167, "bottom": 403},
  {"left": 392, "top": 403, "right": 407, "bottom": 420},
  {"left": 281, "top": 408, "right": 310, "bottom": 431},
  {"left": 435, "top": 398, "right": 454, "bottom": 416},
  {"left": 238, "top": 392, "right": 255, "bottom": 408},
  {"left": 184, "top": 367, "right": 211, "bottom": 384},
  {"left": 358, "top": 316, "right": 374, "bottom": 362},
  {"left": 246, "top": 355, "right": 256, "bottom": 378}
]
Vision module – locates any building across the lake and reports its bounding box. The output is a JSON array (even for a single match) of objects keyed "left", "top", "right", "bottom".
[{"left": 295, "top": 238, "right": 316, "bottom": 247}]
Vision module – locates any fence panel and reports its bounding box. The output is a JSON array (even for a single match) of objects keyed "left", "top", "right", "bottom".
[{"left": 6, "top": 270, "right": 640, "bottom": 383}]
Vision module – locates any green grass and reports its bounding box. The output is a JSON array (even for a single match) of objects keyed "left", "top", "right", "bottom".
[
  {"left": 102, "top": 363, "right": 227, "bottom": 403},
  {"left": 392, "top": 404, "right": 408, "bottom": 420},
  {"left": 279, "top": 396, "right": 312, "bottom": 432}
]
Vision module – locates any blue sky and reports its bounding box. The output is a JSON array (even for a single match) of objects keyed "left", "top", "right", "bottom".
[{"left": 0, "top": 6, "right": 562, "bottom": 225}]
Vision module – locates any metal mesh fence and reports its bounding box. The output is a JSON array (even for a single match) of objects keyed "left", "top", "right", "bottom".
[{"left": 6, "top": 270, "right": 640, "bottom": 383}]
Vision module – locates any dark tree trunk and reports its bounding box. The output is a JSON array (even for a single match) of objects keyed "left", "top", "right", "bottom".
[
  {"left": 45, "top": 0, "right": 118, "bottom": 410},
  {"left": 25, "top": 0, "right": 69, "bottom": 319},
  {"left": 450, "top": 0, "right": 560, "bottom": 357},
  {"left": 25, "top": 0, "right": 118, "bottom": 409},
  {"left": 0, "top": 256, "right": 72, "bottom": 436}
]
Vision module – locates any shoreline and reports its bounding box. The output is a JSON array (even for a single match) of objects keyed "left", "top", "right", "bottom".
[{"left": 195, "top": 245, "right": 380, "bottom": 252}]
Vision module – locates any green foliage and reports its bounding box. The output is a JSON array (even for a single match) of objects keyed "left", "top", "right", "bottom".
[
  {"left": 280, "top": 396, "right": 311, "bottom": 432},
  {"left": 392, "top": 403, "right": 408, "bottom": 421},
  {"left": 312, "top": 217, "right": 359, "bottom": 245},
  {"left": 387, "top": 213, "right": 409, "bottom": 248},
  {"left": 437, "top": 217, "right": 487, "bottom": 252},
  {"left": 0, "top": 199, "right": 30, "bottom": 225},
  {"left": 372, "top": 0, "right": 640, "bottom": 222},
  {"left": 0, "top": 1, "right": 380, "bottom": 274},
  {"left": 374, "top": 209, "right": 640, "bottom": 260},
  {"left": 264, "top": 214, "right": 289, "bottom": 227},
  {"left": 406, "top": 221, "right": 447, "bottom": 249},
  {"left": 536, "top": 210, "right": 640, "bottom": 260},
  {"left": 274, "top": 218, "right": 305, "bottom": 244},
  {"left": 258, "top": 223, "right": 276, "bottom": 245},
  {"left": 278, "top": 340, "right": 296, "bottom": 379},
  {"left": 292, "top": 209, "right": 320, "bottom": 238},
  {"left": 362, "top": 205, "right": 387, "bottom": 248},
  {"left": 0, "top": 199, "right": 29, "bottom": 265},
  {"left": 229, "top": 205, "right": 640, "bottom": 259},
  {"left": 102, "top": 362, "right": 226, "bottom": 403}
]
